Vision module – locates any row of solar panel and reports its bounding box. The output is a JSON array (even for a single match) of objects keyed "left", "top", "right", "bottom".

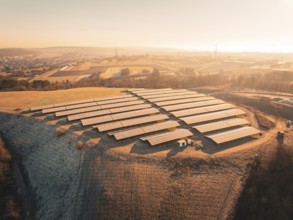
[
  {"left": 171, "top": 103, "right": 235, "bottom": 117},
  {"left": 110, "top": 121, "right": 180, "bottom": 140},
  {"left": 42, "top": 97, "right": 139, "bottom": 114},
  {"left": 180, "top": 109, "right": 246, "bottom": 125},
  {"left": 67, "top": 103, "right": 151, "bottom": 121},
  {"left": 206, "top": 126, "right": 261, "bottom": 144},
  {"left": 140, "top": 90, "right": 190, "bottom": 99},
  {"left": 56, "top": 100, "right": 145, "bottom": 117},
  {"left": 82, "top": 108, "right": 160, "bottom": 126},
  {"left": 94, "top": 114, "right": 169, "bottom": 132},
  {"left": 30, "top": 94, "right": 134, "bottom": 111},
  {"left": 131, "top": 88, "right": 172, "bottom": 95}
]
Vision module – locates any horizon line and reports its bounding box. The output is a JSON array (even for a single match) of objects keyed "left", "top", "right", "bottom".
[{"left": 1, "top": 45, "right": 293, "bottom": 54}]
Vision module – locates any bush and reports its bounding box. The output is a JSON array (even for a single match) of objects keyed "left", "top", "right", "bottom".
[
  {"left": 55, "top": 127, "right": 66, "bottom": 136},
  {"left": 76, "top": 141, "right": 85, "bottom": 150}
]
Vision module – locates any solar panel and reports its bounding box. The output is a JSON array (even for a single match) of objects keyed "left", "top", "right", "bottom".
[
  {"left": 141, "top": 90, "right": 190, "bottom": 98},
  {"left": 142, "top": 121, "right": 179, "bottom": 133},
  {"left": 155, "top": 97, "right": 215, "bottom": 107},
  {"left": 42, "top": 102, "right": 99, "bottom": 113},
  {"left": 68, "top": 110, "right": 110, "bottom": 121},
  {"left": 94, "top": 114, "right": 169, "bottom": 132},
  {"left": 181, "top": 109, "right": 246, "bottom": 125},
  {"left": 42, "top": 106, "right": 67, "bottom": 114},
  {"left": 65, "top": 102, "right": 98, "bottom": 110},
  {"left": 100, "top": 100, "right": 145, "bottom": 109},
  {"left": 96, "top": 97, "right": 138, "bottom": 105},
  {"left": 94, "top": 94, "right": 133, "bottom": 102},
  {"left": 112, "top": 121, "right": 180, "bottom": 140},
  {"left": 143, "top": 129, "right": 193, "bottom": 146},
  {"left": 171, "top": 104, "right": 235, "bottom": 117},
  {"left": 206, "top": 126, "right": 261, "bottom": 144},
  {"left": 113, "top": 128, "right": 145, "bottom": 140},
  {"left": 110, "top": 104, "right": 151, "bottom": 114},
  {"left": 30, "top": 104, "right": 54, "bottom": 112},
  {"left": 134, "top": 88, "right": 172, "bottom": 95},
  {"left": 205, "top": 104, "right": 235, "bottom": 112},
  {"left": 126, "top": 88, "right": 144, "bottom": 92},
  {"left": 56, "top": 106, "right": 102, "bottom": 117},
  {"left": 193, "top": 118, "right": 250, "bottom": 133},
  {"left": 95, "top": 121, "right": 124, "bottom": 132},
  {"left": 142, "top": 91, "right": 198, "bottom": 99},
  {"left": 149, "top": 94, "right": 205, "bottom": 102},
  {"left": 163, "top": 100, "right": 225, "bottom": 111},
  {"left": 67, "top": 104, "right": 151, "bottom": 121},
  {"left": 53, "top": 99, "right": 95, "bottom": 107},
  {"left": 81, "top": 108, "right": 159, "bottom": 126}
]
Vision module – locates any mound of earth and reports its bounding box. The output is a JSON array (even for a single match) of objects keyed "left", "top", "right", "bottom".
[{"left": 0, "top": 112, "right": 269, "bottom": 220}]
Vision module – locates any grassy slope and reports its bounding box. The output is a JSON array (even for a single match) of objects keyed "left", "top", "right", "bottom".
[
  {"left": 0, "top": 137, "right": 21, "bottom": 219},
  {"left": 0, "top": 87, "right": 123, "bottom": 112}
]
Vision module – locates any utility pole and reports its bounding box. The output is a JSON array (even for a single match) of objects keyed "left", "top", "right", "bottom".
[{"left": 215, "top": 43, "right": 218, "bottom": 58}]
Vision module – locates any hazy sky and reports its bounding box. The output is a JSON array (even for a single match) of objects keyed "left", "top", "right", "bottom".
[{"left": 1, "top": 0, "right": 293, "bottom": 52}]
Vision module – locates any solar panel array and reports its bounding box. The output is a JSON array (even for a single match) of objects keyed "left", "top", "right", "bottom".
[{"left": 30, "top": 89, "right": 261, "bottom": 147}]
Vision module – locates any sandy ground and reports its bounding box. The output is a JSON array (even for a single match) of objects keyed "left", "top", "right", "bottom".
[{"left": 0, "top": 87, "right": 123, "bottom": 113}]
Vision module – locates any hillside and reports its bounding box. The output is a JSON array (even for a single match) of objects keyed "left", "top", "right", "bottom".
[
  {"left": 0, "top": 48, "right": 38, "bottom": 57},
  {"left": 0, "top": 112, "right": 257, "bottom": 220}
]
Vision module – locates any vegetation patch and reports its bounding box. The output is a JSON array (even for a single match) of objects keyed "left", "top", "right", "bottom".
[
  {"left": 255, "top": 113, "right": 275, "bottom": 130},
  {"left": 0, "top": 137, "right": 22, "bottom": 219},
  {"left": 234, "top": 143, "right": 293, "bottom": 219}
]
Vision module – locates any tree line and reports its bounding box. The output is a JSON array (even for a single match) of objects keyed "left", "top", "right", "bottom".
[{"left": 0, "top": 69, "right": 293, "bottom": 93}]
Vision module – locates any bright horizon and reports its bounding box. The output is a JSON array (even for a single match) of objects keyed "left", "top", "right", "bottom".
[{"left": 1, "top": 0, "right": 293, "bottom": 52}]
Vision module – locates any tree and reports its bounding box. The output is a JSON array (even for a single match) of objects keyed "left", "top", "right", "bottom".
[{"left": 121, "top": 68, "right": 130, "bottom": 76}]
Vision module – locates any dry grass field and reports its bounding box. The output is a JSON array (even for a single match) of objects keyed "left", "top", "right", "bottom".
[
  {"left": 100, "top": 66, "right": 153, "bottom": 79},
  {"left": 0, "top": 87, "right": 123, "bottom": 113}
]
